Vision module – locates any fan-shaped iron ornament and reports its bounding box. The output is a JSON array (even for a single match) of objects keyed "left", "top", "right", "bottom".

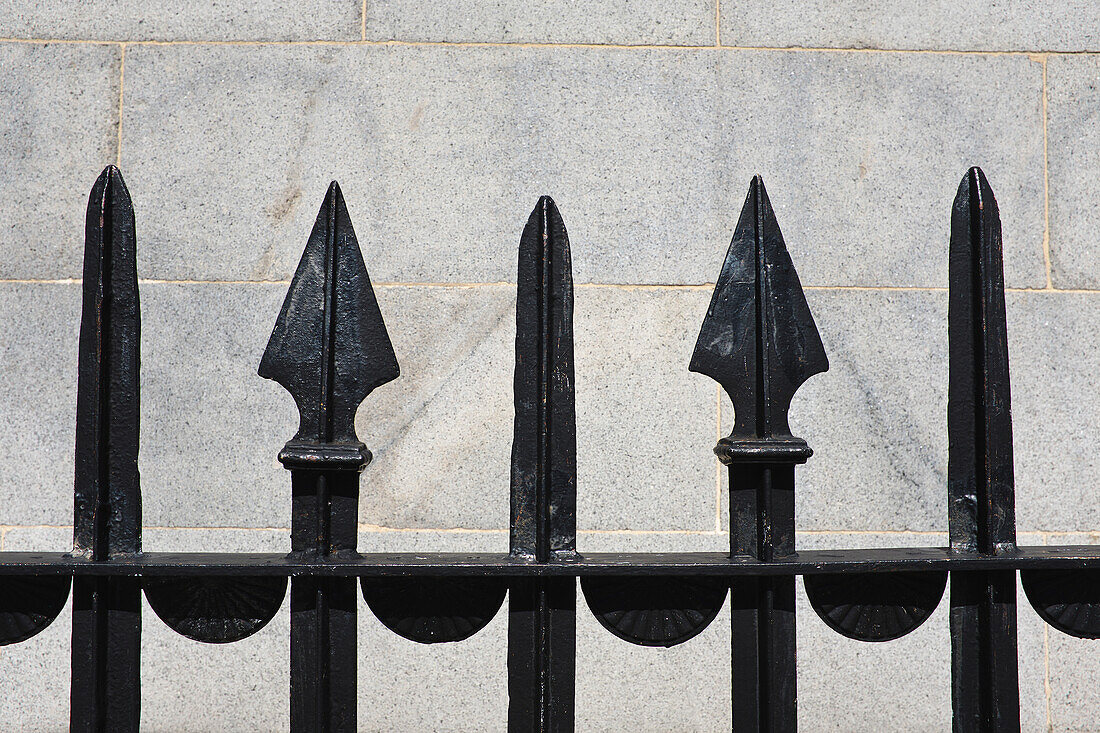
[
  {"left": 144, "top": 576, "right": 287, "bottom": 644},
  {"left": 581, "top": 576, "right": 727, "bottom": 647},
  {"left": 1022, "top": 569, "right": 1100, "bottom": 639},
  {"left": 0, "top": 576, "right": 71, "bottom": 646},
  {"left": 362, "top": 577, "right": 506, "bottom": 643},
  {"left": 804, "top": 571, "right": 947, "bottom": 642}
]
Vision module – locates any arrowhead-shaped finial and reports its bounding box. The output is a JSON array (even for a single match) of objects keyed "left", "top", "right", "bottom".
[
  {"left": 259, "top": 182, "right": 399, "bottom": 463},
  {"left": 510, "top": 196, "right": 577, "bottom": 561},
  {"left": 948, "top": 167, "right": 1015, "bottom": 553},
  {"left": 74, "top": 165, "right": 141, "bottom": 559},
  {"left": 690, "top": 176, "right": 827, "bottom": 461}
]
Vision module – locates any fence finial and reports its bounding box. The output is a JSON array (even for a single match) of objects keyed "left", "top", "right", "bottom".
[
  {"left": 509, "top": 195, "right": 577, "bottom": 562},
  {"left": 74, "top": 164, "right": 141, "bottom": 559},
  {"left": 948, "top": 166, "right": 1016, "bottom": 555},
  {"left": 693, "top": 176, "right": 827, "bottom": 732},
  {"left": 690, "top": 175, "right": 827, "bottom": 464},
  {"left": 260, "top": 180, "right": 399, "bottom": 465},
  {"left": 260, "top": 182, "right": 397, "bottom": 733}
]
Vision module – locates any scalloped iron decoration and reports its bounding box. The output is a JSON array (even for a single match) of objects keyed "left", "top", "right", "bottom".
[
  {"left": 1022, "top": 569, "right": 1100, "bottom": 639},
  {"left": 144, "top": 576, "right": 287, "bottom": 644},
  {"left": 362, "top": 577, "right": 506, "bottom": 644},
  {"left": 804, "top": 571, "right": 946, "bottom": 642},
  {"left": 0, "top": 576, "right": 71, "bottom": 646},
  {"left": 580, "top": 576, "right": 728, "bottom": 647}
]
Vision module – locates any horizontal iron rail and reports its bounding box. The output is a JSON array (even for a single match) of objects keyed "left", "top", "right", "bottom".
[{"left": 0, "top": 547, "right": 1097, "bottom": 576}]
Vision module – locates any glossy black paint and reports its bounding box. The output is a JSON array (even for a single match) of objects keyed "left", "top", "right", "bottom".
[
  {"left": 507, "top": 198, "right": 577, "bottom": 733},
  {"left": 5, "top": 546, "right": 1100, "bottom": 575},
  {"left": 70, "top": 166, "right": 141, "bottom": 733},
  {"left": 0, "top": 167, "right": 1095, "bottom": 731},
  {"left": 948, "top": 168, "right": 1020, "bottom": 732},
  {"left": 692, "top": 177, "right": 827, "bottom": 731},
  {"left": 261, "top": 182, "right": 398, "bottom": 733}
]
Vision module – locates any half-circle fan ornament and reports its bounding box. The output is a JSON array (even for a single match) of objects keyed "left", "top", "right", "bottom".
[
  {"left": 144, "top": 576, "right": 287, "bottom": 643},
  {"left": 0, "top": 576, "right": 71, "bottom": 646},
  {"left": 1022, "top": 569, "right": 1100, "bottom": 639},
  {"left": 804, "top": 571, "right": 946, "bottom": 642},
  {"left": 362, "top": 577, "right": 506, "bottom": 644},
  {"left": 581, "top": 576, "right": 728, "bottom": 647}
]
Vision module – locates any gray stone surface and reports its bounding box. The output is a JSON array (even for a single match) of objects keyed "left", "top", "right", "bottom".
[
  {"left": 358, "top": 285, "right": 515, "bottom": 530},
  {"left": 0, "top": 1, "right": 360, "bottom": 41},
  {"left": 1042, "top": 533, "right": 1100, "bottom": 731},
  {"left": 139, "top": 283, "right": 292, "bottom": 529},
  {"left": 119, "top": 44, "right": 723, "bottom": 285},
  {"left": 364, "top": 0, "right": 714, "bottom": 45},
  {"left": 9, "top": 284, "right": 1091, "bottom": 535},
  {"left": 0, "top": 282, "right": 715, "bottom": 531},
  {"left": 0, "top": 595, "right": 72, "bottom": 729},
  {"left": 360, "top": 598, "right": 508, "bottom": 732},
  {"left": 120, "top": 45, "right": 1044, "bottom": 288},
  {"left": 1009, "top": 293, "right": 1100, "bottom": 533},
  {"left": 0, "top": 42, "right": 120, "bottom": 280},
  {"left": 0, "top": 284, "right": 80, "bottom": 527},
  {"left": 1047, "top": 56, "right": 1100, "bottom": 289},
  {"left": 574, "top": 286, "right": 716, "bottom": 531},
  {"left": 721, "top": 3, "right": 1100, "bottom": 52},
  {"left": 142, "top": 596, "right": 289, "bottom": 731}
]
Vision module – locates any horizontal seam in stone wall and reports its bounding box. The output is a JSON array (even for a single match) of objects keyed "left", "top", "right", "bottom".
[
  {"left": 3, "top": 280, "right": 1100, "bottom": 295},
  {"left": 0, "top": 36, "right": 1082, "bottom": 56}
]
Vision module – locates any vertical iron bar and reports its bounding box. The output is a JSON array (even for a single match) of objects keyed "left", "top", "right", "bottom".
[
  {"left": 70, "top": 166, "right": 142, "bottom": 732},
  {"left": 259, "top": 182, "right": 399, "bottom": 733},
  {"left": 948, "top": 168, "right": 1020, "bottom": 732},
  {"left": 288, "top": 469, "right": 360, "bottom": 733},
  {"left": 728, "top": 464, "right": 797, "bottom": 733},
  {"left": 508, "top": 197, "right": 577, "bottom": 733},
  {"left": 691, "top": 177, "right": 828, "bottom": 733}
]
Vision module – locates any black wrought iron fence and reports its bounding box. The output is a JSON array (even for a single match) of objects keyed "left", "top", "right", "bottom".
[{"left": 0, "top": 163, "right": 1093, "bottom": 732}]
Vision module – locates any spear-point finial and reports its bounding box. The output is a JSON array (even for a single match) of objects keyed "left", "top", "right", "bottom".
[
  {"left": 259, "top": 181, "right": 399, "bottom": 468},
  {"left": 690, "top": 176, "right": 828, "bottom": 464},
  {"left": 73, "top": 165, "right": 141, "bottom": 559},
  {"left": 510, "top": 196, "right": 577, "bottom": 562},
  {"left": 948, "top": 167, "right": 1015, "bottom": 554}
]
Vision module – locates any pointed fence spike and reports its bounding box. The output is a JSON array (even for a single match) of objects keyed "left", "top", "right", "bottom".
[
  {"left": 691, "top": 175, "right": 828, "bottom": 451},
  {"left": 509, "top": 195, "right": 577, "bottom": 562},
  {"left": 507, "top": 196, "right": 577, "bottom": 733},
  {"left": 74, "top": 165, "right": 141, "bottom": 559},
  {"left": 259, "top": 181, "right": 399, "bottom": 456},
  {"left": 948, "top": 166, "right": 1016, "bottom": 555},
  {"left": 70, "top": 165, "right": 142, "bottom": 732},
  {"left": 947, "top": 167, "right": 1021, "bottom": 731}
]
